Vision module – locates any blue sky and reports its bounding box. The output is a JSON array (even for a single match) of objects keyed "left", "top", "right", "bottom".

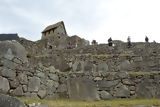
[{"left": 0, "top": 0, "right": 160, "bottom": 43}]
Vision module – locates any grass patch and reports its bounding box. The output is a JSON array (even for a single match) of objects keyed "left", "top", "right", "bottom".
[
  {"left": 92, "top": 54, "right": 111, "bottom": 59},
  {"left": 102, "top": 71, "right": 160, "bottom": 75},
  {"left": 128, "top": 71, "right": 160, "bottom": 75},
  {"left": 27, "top": 53, "right": 50, "bottom": 57},
  {"left": 119, "top": 53, "right": 137, "bottom": 57},
  {"left": 92, "top": 54, "right": 139, "bottom": 58},
  {"left": 17, "top": 97, "right": 160, "bottom": 107}
]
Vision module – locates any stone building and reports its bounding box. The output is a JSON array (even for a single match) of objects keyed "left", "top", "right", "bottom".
[{"left": 41, "top": 21, "right": 67, "bottom": 39}]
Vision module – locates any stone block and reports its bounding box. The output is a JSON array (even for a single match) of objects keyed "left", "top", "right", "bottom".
[
  {"left": 114, "top": 85, "right": 130, "bottom": 98},
  {"left": 97, "top": 63, "right": 109, "bottom": 73},
  {"left": 28, "top": 77, "right": 40, "bottom": 92},
  {"left": 48, "top": 74, "right": 59, "bottom": 81},
  {"left": 46, "top": 80, "right": 59, "bottom": 88},
  {"left": 47, "top": 86, "right": 56, "bottom": 95},
  {"left": 9, "top": 79, "right": 20, "bottom": 89},
  {"left": 84, "top": 62, "right": 95, "bottom": 72},
  {"left": 72, "top": 61, "right": 84, "bottom": 72},
  {"left": 12, "top": 86, "right": 24, "bottom": 96},
  {"left": 18, "top": 73, "right": 28, "bottom": 85},
  {"left": 99, "top": 91, "right": 113, "bottom": 100},
  {"left": 67, "top": 77, "right": 100, "bottom": 101},
  {"left": 0, "top": 68, "right": 16, "bottom": 80},
  {"left": 37, "top": 72, "right": 45, "bottom": 78},
  {"left": 1, "top": 59, "right": 18, "bottom": 69},
  {"left": 0, "top": 76, "right": 10, "bottom": 93},
  {"left": 116, "top": 71, "right": 129, "bottom": 79},
  {"left": 94, "top": 77, "right": 103, "bottom": 81},
  {"left": 136, "top": 79, "right": 158, "bottom": 98},
  {"left": 119, "top": 60, "right": 133, "bottom": 71},
  {"left": 4, "top": 48, "right": 14, "bottom": 60},
  {"left": 122, "top": 79, "right": 134, "bottom": 85},
  {"left": 38, "top": 90, "right": 47, "bottom": 99},
  {"left": 57, "top": 84, "right": 67, "bottom": 93},
  {"left": 98, "top": 80, "right": 120, "bottom": 90},
  {"left": 48, "top": 66, "right": 56, "bottom": 73},
  {"left": 22, "top": 85, "right": 28, "bottom": 92},
  {"left": 129, "top": 86, "right": 136, "bottom": 91}
]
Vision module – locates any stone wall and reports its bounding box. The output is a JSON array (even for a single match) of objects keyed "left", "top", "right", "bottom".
[
  {"left": 0, "top": 57, "right": 160, "bottom": 100},
  {"left": 0, "top": 40, "right": 160, "bottom": 101},
  {"left": 19, "top": 34, "right": 89, "bottom": 54},
  {"left": 26, "top": 42, "right": 160, "bottom": 73},
  {"left": 67, "top": 71, "right": 160, "bottom": 100}
]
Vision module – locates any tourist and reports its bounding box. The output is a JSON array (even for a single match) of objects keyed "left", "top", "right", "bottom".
[
  {"left": 108, "top": 37, "right": 113, "bottom": 46},
  {"left": 127, "top": 36, "right": 132, "bottom": 48},
  {"left": 67, "top": 41, "right": 72, "bottom": 49},
  {"left": 92, "top": 40, "right": 97, "bottom": 45},
  {"left": 145, "top": 36, "right": 149, "bottom": 42}
]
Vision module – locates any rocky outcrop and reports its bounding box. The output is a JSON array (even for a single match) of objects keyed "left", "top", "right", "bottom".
[{"left": 0, "top": 40, "right": 28, "bottom": 63}]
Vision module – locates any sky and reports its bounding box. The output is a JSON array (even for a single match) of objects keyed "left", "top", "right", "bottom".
[{"left": 0, "top": 0, "right": 160, "bottom": 43}]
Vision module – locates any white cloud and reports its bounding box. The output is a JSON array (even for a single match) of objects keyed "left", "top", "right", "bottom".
[
  {"left": 0, "top": 0, "right": 160, "bottom": 42},
  {"left": 93, "top": 0, "right": 160, "bottom": 43}
]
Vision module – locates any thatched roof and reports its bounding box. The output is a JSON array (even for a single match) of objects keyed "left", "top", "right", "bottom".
[{"left": 42, "top": 21, "right": 67, "bottom": 34}]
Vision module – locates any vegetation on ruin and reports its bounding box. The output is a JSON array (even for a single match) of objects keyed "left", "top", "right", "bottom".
[
  {"left": 92, "top": 54, "right": 111, "bottom": 58},
  {"left": 17, "top": 97, "right": 160, "bottom": 107},
  {"left": 27, "top": 53, "right": 50, "bottom": 57}
]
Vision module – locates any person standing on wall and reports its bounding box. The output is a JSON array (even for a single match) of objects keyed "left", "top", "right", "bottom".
[
  {"left": 127, "top": 36, "right": 132, "bottom": 48},
  {"left": 145, "top": 36, "right": 149, "bottom": 42},
  {"left": 92, "top": 40, "right": 97, "bottom": 45},
  {"left": 108, "top": 37, "right": 113, "bottom": 46}
]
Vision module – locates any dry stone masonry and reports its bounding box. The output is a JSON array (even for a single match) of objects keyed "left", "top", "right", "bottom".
[{"left": 0, "top": 21, "right": 160, "bottom": 102}]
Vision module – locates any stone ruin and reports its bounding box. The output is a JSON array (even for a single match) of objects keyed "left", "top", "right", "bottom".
[
  {"left": 41, "top": 21, "right": 67, "bottom": 39},
  {"left": 0, "top": 21, "right": 160, "bottom": 101}
]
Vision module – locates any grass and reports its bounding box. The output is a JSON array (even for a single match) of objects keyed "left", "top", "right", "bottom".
[
  {"left": 95, "top": 71, "right": 160, "bottom": 75},
  {"left": 119, "top": 53, "right": 137, "bottom": 57},
  {"left": 17, "top": 97, "right": 160, "bottom": 107},
  {"left": 27, "top": 53, "right": 50, "bottom": 57},
  {"left": 128, "top": 71, "right": 160, "bottom": 75},
  {"left": 91, "top": 54, "right": 140, "bottom": 59},
  {"left": 92, "top": 54, "right": 111, "bottom": 59}
]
